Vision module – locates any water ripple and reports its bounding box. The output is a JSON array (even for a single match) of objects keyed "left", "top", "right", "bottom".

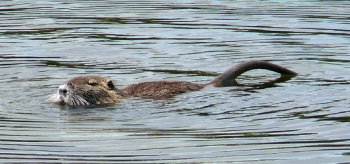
[{"left": 0, "top": 0, "right": 350, "bottom": 163}]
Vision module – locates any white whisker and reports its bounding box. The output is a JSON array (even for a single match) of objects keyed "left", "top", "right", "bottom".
[
  {"left": 47, "top": 93, "right": 61, "bottom": 104},
  {"left": 65, "top": 94, "right": 89, "bottom": 106},
  {"left": 71, "top": 95, "right": 79, "bottom": 106},
  {"left": 72, "top": 95, "right": 81, "bottom": 106},
  {"left": 66, "top": 95, "right": 74, "bottom": 106},
  {"left": 76, "top": 95, "right": 89, "bottom": 106}
]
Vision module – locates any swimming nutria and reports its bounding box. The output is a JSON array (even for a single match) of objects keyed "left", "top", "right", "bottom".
[{"left": 49, "top": 60, "right": 297, "bottom": 106}]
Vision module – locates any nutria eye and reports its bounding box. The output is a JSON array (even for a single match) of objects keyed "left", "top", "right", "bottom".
[
  {"left": 88, "top": 79, "right": 98, "bottom": 86},
  {"left": 107, "top": 80, "right": 115, "bottom": 89},
  {"left": 67, "top": 82, "right": 74, "bottom": 88}
]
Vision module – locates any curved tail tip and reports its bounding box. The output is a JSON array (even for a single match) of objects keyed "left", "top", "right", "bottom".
[{"left": 210, "top": 60, "right": 297, "bottom": 87}]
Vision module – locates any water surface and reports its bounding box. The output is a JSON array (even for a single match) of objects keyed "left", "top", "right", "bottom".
[{"left": 1, "top": 0, "right": 350, "bottom": 163}]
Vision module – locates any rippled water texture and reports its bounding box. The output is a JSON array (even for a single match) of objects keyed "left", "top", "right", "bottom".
[{"left": 1, "top": 0, "right": 350, "bottom": 163}]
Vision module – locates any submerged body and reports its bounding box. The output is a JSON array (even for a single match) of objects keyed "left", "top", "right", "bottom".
[{"left": 49, "top": 60, "right": 297, "bottom": 106}]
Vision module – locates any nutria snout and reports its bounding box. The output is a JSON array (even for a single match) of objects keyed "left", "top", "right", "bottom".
[{"left": 49, "top": 60, "right": 297, "bottom": 106}]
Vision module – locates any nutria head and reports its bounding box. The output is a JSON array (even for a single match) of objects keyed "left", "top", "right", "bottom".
[{"left": 49, "top": 76, "right": 125, "bottom": 106}]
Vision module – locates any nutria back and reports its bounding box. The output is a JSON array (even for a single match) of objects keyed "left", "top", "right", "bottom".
[{"left": 122, "top": 81, "right": 204, "bottom": 99}]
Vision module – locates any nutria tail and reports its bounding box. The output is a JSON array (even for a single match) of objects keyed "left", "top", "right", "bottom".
[{"left": 210, "top": 60, "right": 297, "bottom": 87}]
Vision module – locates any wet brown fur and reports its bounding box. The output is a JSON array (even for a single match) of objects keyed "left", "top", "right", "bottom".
[
  {"left": 50, "top": 60, "right": 297, "bottom": 106},
  {"left": 122, "top": 81, "right": 204, "bottom": 99}
]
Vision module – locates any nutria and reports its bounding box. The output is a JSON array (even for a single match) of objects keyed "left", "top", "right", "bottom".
[{"left": 49, "top": 60, "right": 297, "bottom": 106}]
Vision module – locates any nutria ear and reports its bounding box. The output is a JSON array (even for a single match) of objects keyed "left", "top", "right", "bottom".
[
  {"left": 107, "top": 80, "right": 115, "bottom": 89},
  {"left": 88, "top": 79, "right": 98, "bottom": 86}
]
